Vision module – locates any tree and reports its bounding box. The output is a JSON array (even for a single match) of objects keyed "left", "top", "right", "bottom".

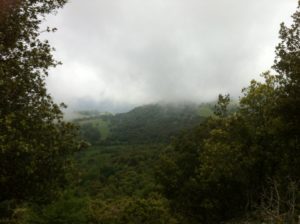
[
  {"left": 272, "top": 1, "right": 300, "bottom": 179},
  {"left": 87, "top": 196, "right": 178, "bottom": 224},
  {"left": 157, "top": 2, "right": 300, "bottom": 222},
  {"left": 0, "top": 0, "right": 84, "bottom": 217},
  {"left": 80, "top": 123, "right": 101, "bottom": 145},
  {"left": 214, "top": 94, "right": 230, "bottom": 117},
  {"left": 25, "top": 192, "right": 89, "bottom": 224}
]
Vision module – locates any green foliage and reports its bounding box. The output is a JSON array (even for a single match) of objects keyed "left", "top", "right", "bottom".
[
  {"left": 76, "top": 103, "right": 209, "bottom": 145},
  {"left": 80, "top": 123, "right": 101, "bottom": 145},
  {"left": 272, "top": 1, "right": 300, "bottom": 180},
  {"left": 197, "top": 103, "right": 215, "bottom": 117},
  {"left": 1, "top": 0, "right": 300, "bottom": 223},
  {"left": 96, "top": 119, "right": 111, "bottom": 140},
  {"left": 23, "top": 144, "right": 176, "bottom": 224},
  {"left": 75, "top": 144, "right": 162, "bottom": 198},
  {"left": 25, "top": 192, "right": 88, "bottom": 224},
  {"left": 88, "top": 196, "right": 177, "bottom": 224},
  {"left": 214, "top": 94, "right": 230, "bottom": 117},
  {"left": 76, "top": 118, "right": 110, "bottom": 142},
  {"left": 0, "top": 0, "right": 85, "bottom": 222},
  {"left": 157, "top": 3, "right": 300, "bottom": 223}
]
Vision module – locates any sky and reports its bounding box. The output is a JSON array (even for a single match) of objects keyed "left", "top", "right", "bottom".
[{"left": 44, "top": 0, "right": 297, "bottom": 112}]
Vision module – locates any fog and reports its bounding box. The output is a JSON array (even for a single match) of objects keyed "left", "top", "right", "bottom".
[{"left": 45, "top": 0, "right": 297, "bottom": 112}]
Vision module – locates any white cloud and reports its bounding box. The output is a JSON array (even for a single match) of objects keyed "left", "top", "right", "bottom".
[{"left": 45, "top": 0, "right": 297, "bottom": 111}]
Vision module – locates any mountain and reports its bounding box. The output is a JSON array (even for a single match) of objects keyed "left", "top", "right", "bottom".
[{"left": 74, "top": 102, "right": 215, "bottom": 144}]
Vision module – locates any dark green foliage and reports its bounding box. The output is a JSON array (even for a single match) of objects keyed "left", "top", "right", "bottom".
[
  {"left": 21, "top": 143, "right": 177, "bottom": 223},
  {"left": 108, "top": 104, "right": 204, "bottom": 144},
  {"left": 157, "top": 75, "right": 300, "bottom": 222},
  {"left": 26, "top": 144, "right": 177, "bottom": 224},
  {"left": 25, "top": 192, "right": 88, "bottom": 224},
  {"left": 214, "top": 94, "right": 230, "bottom": 117},
  {"left": 0, "top": 0, "right": 84, "bottom": 222},
  {"left": 156, "top": 3, "right": 300, "bottom": 223},
  {"left": 1, "top": 0, "right": 300, "bottom": 223},
  {"left": 272, "top": 3, "right": 300, "bottom": 180},
  {"left": 75, "top": 144, "right": 163, "bottom": 198},
  {"left": 88, "top": 196, "right": 177, "bottom": 224},
  {"left": 76, "top": 103, "right": 209, "bottom": 145},
  {"left": 79, "top": 123, "right": 101, "bottom": 145},
  {"left": 156, "top": 117, "right": 251, "bottom": 223}
]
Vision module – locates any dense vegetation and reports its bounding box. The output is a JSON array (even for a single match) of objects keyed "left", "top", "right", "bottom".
[
  {"left": 21, "top": 144, "right": 175, "bottom": 224},
  {"left": 1, "top": 0, "right": 300, "bottom": 223},
  {"left": 0, "top": 0, "right": 85, "bottom": 223},
  {"left": 75, "top": 103, "right": 214, "bottom": 145},
  {"left": 154, "top": 4, "right": 300, "bottom": 222}
]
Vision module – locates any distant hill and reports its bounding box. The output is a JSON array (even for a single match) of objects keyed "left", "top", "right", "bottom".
[{"left": 74, "top": 103, "right": 216, "bottom": 145}]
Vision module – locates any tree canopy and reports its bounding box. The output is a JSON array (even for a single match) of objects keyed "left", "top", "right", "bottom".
[
  {"left": 0, "top": 0, "right": 84, "bottom": 219},
  {"left": 156, "top": 2, "right": 300, "bottom": 223}
]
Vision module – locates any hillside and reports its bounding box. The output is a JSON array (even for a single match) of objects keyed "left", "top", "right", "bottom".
[{"left": 74, "top": 103, "right": 214, "bottom": 144}]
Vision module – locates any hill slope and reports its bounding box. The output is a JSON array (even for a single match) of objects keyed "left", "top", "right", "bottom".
[{"left": 74, "top": 103, "right": 214, "bottom": 144}]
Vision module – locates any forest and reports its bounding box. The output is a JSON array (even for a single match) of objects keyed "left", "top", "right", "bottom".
[{"left": 1, "top": 0, "right": 300, "bottom": 223}]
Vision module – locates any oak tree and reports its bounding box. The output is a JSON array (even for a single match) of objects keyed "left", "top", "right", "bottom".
[{"left": 0, "top": 0, "right": 84, "bottom": 209}]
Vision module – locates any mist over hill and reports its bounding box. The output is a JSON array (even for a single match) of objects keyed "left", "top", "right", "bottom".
[
  {"left": 74, "top": 102, "right": 219, "bottom": 144},
  {"left": 3, "top": 0, "right": 300, "bottom": 223}
]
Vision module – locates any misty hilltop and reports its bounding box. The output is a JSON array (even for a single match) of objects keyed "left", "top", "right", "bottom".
[
  {"left": 46, "top": 0, "right": 297, "bottom": 109},
  {"left": 2, "top": 0, "right": 300, "bottom": 223},
  {"left": 73, "top": 102, "right": 220, "bottom": 144}
]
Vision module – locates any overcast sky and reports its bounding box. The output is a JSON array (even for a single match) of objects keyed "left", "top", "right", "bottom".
[{"left": 44, "top": 0, "right": 297, "bottom": 112}]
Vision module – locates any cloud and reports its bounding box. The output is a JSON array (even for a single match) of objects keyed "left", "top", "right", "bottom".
[{"left": 45, "top": 0, "right": 297, "bottom": 111}]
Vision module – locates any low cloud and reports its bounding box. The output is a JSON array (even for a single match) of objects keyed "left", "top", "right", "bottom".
[{"left": 45, "top": 0, "right": 297, "bottom": 111}]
